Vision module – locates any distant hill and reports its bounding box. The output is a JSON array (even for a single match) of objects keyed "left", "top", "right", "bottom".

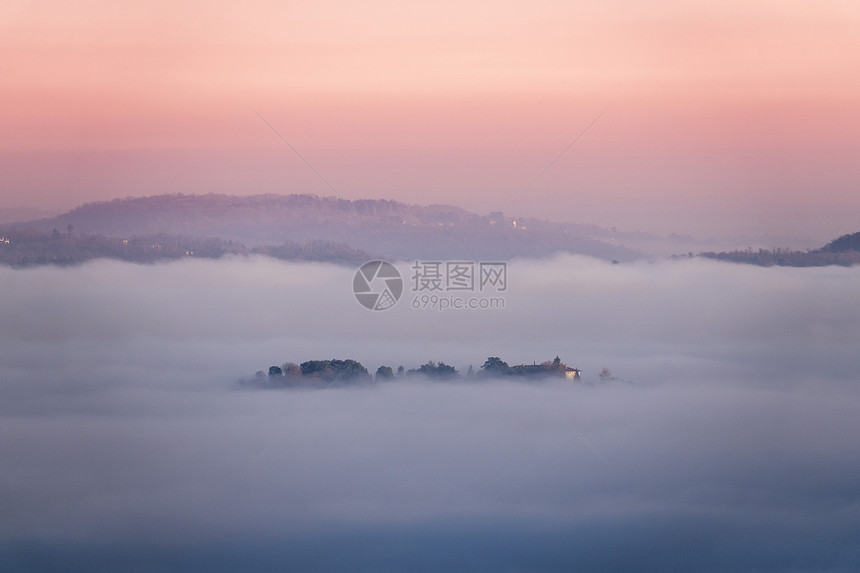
[
  {"left": 820, "top": 231, "right": 860, "bottom": 254},
  {"left": 12, "top": 193, "right": 640, "bottom": 262},
  {"left": 695, "top": 231, "right": 860, "bottom": 267}
]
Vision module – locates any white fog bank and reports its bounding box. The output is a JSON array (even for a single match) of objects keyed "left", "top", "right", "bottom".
[{"left": 1, "top": 255, "right": 859, "bottom": 572}]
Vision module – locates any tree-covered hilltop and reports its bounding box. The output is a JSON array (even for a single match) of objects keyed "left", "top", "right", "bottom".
[
  {"left": 695, "top": 231, "right": 860, "bottom": 267},
  {"left": 242, "top": 356, "right": 583, "bottom": 388}
]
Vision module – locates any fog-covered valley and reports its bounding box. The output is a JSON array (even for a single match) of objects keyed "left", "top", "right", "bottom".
[{"left": 1, "top": 255, "right": 859, "bottom": 572}]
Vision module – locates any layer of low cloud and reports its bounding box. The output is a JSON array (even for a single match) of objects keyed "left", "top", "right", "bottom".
[{"left": 1, "top": 255, "right": 859, "bottom": 571}]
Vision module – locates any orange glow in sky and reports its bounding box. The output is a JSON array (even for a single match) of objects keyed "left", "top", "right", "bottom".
[{"left": 2, "top": 0, "right": 859, "bottom": 238}]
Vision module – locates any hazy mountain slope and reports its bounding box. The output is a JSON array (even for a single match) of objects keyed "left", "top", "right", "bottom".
[
  {"left": 22, "top": 193, "right": 641, "bottom": 261},
  {"left": 820, "top": 231, "right": 860, "bottom": 253}
]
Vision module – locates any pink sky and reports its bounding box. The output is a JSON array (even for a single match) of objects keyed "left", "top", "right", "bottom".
[{"left": 2, "top": 0, "right": 859, "bottom": 239}]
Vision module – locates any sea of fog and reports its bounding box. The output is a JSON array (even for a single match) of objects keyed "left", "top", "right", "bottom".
[{"left": 1, "top": 255, "right": 859, "bottom": 572}]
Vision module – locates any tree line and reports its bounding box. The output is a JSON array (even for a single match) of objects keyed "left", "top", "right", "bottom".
[
  {"left": 692, "top": 231, "right": 860, "bottom": 267},
  {"left": 243, "top": 356, "right": 583, "bottom": 388}
]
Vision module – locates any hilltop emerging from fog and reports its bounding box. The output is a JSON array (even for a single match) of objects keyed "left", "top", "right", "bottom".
[
  {"left": 3, "top": 193, "right": 639, "bottom": 265},
  {"left": 243, "top": 356, "right": 586, "bottom": 388}
]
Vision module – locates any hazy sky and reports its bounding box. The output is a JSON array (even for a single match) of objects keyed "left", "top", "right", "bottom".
[
  {"left": 2, "top": 1, "right": 860, "bottom": 238},
  {"left": 2, "top": 255, "right": 859, "bottom": 570}
]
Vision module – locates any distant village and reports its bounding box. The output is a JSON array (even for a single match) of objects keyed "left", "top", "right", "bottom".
[{"left": 242, "top": 356, "right": 591, "bottom": 388}]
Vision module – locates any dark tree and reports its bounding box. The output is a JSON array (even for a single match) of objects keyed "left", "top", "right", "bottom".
[
  {"left": 375, "top": 365, "right": 394, "bottom": 380},
  {"left": 330, "top": 359, "right": 370, "bottom": 380},
  {"left": 480, "top": 356, "right": 511, "bottom": 377},
  {"left": 433, "top": 362, "right": 457, "bottom": 378},
  {"left": 268, "top": 365, "right": 283, "bottom": 378},
  {"left": 411, "top": 361, "right": 458, "bottom": 378},
  {"left": 300, "top": 359, "right": 370, "bottom": 382},
  {"left": 301, "top": 360, "right": 333, "bottom": 378}
]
